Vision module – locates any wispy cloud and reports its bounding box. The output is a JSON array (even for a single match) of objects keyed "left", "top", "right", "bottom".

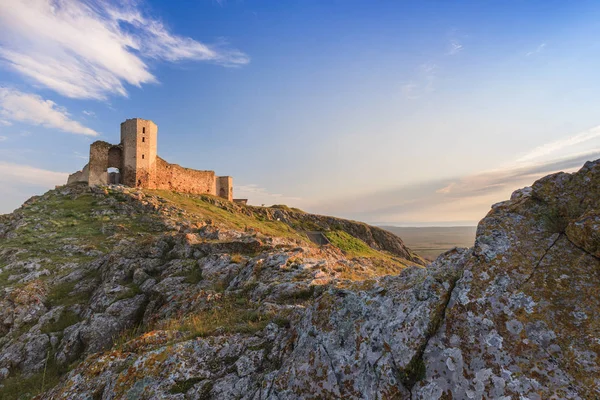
[
  {"left": 517, "top": 125, "right": 600, "bottom": 162},
  {"left": 311, "top": 150, "right": 600, "bottom": 225},
  {"left": 82, "top": 110, "right": 96, "bottom": 117},
  {"left": 0, "top": 0, "right": 250, "bottom": 100},
  {"left": 0, "top": 135, "right": 7, "bottom": 141},
  {"left": 0, "top": 161, "right": 68, "bottom": 187},
  {"left": 236, "top": 184, "right": 304, "bottom": 207},
  {"left": 402, "top": 63, "right": 437, "bottom": 99},
  {"left": 446, "top": 28, "right": 465, "bottom": 56},
  {"left": 526, "top": 42, "right": 546, "bottom": 57},
  {"left": 0, "top": 88, "right": 98, "bottom": 136},
  {"left": 448, "top": 39, "right": 463, "bottom": 55},
  {"left": 73, "top": 151, "right": 88, "bottom": 159}
]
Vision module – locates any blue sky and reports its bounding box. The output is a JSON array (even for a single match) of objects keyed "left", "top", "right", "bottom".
[{"left": 2, "top": 0, "right": 600, "bottom": 226}]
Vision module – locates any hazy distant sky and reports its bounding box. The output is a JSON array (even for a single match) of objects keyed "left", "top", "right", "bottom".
[{"left": 2, "top": 0, "right": 600, "bottom": 226}]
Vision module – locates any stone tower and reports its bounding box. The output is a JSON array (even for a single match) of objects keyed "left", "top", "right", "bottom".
[{"left": 120, "top": 118, "right": 158, "bottom": 188}]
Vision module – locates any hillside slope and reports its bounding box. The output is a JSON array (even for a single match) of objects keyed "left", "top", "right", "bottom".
[
  {"left": 0, "top": 159, "right": 599, "bottom": 399},
  {"left": 0, "top": 183, "right": 422, "bottom": 399}
]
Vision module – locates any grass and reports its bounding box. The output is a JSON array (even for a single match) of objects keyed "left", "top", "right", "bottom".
[
  {"left": 115, "top": 283, "right": 142, "bottom": 301},
  {"left": 46, "top": 281, "right": 91, "bottom": 307},
  {"left": 2, "top": 190, "right": 162, "bottom": 272},
  {"left": 324, "top": 230, "right": 413, "bottom": 280},
  {"left": 540, "top": 202, "right": 584, "bottom": 234},
  {"left": 324, "top": 230, "right": 383, "bottom": 259},
  {"left": 149, "top": 190, "right": 312, "bottom": 244},
  {"left": 278, "top": 285, "right": 317, "bottom": 303},
  {"left": 158, "top": 296, "right": 275, "bottom": 339},
  {"left": 169, "top": 378, "right": 204, "bottom": 394},
  {"left": 183, "top": 268, "right": 203, "bottom": 284},
  {"left": 0, "top": 350, "right": 62, "bottom": 400},
  {"left": 41, "top": 310, "right": 81, "bottom": 334}
]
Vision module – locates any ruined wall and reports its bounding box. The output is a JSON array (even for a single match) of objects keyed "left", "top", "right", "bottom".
[
  {"left": 155, "top": 157, "right": 216, "bottom": 195},
  {"left": 67, "top": 164, "right": 89, "bottom": 184},
  {"left": 216, "top": 176, "right": 233, "bottom": 201},
  {"left": 121, "top": 118, "right": 157, "bottom": 188},
  {"left": 88, "top": 142, "right": 122, "bottom": 186},
  {"left": 65, "top": 118, "right": 234, "bottom": 202}
]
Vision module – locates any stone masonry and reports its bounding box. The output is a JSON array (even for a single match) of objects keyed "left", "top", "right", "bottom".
[{"left": 67, "top": 118, "right": 233, "bottom": 200}]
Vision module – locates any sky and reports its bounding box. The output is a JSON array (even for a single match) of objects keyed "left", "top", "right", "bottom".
[{"left": 2, "top": 0, "right": 600, "bottom": 226}]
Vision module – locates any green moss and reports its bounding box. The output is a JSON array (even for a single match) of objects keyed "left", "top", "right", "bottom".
[
  {"left": 398, "top": 357, "right": 427, "bottom": 388},
  {"left": 169, "top": 378, "right": 203, "bottom": 394}
]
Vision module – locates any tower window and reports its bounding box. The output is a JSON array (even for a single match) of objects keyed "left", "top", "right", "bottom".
[
  {"left": 142, "top": 137, "right": 145, "bottom": 143},
  {"left": 142, "top": 127, "right": 145, "bottom": 133},
  {"left": 142, "top": 154, "right": 145, "bottom": 159}
]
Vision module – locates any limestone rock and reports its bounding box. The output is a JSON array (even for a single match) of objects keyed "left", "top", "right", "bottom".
[{"left": 0, "top": 159, "right": 599, "bottom": 399}]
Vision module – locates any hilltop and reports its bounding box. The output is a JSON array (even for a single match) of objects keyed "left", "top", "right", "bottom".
[{"left": 0, "top": 159, "right": 599, "bottom": 399}]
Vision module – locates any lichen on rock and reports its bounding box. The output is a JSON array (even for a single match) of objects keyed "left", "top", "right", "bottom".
[{"left": 0, "top": 159, "right": 599, "bottom": 399}]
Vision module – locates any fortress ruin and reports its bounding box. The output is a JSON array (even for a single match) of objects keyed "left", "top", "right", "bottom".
[{"left": 67, "top": 118, "right": 233, "bottom": 201}]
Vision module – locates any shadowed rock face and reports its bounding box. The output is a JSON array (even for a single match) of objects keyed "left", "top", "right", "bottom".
[{"left": 0, "top": 160, "right": 599, "bottom": 399}]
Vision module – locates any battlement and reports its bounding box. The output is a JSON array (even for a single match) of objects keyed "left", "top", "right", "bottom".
[{"left": 67, "top": 118, "right": 234, "bottom": 200}]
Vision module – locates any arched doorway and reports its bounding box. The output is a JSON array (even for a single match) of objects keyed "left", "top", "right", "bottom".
[{"left": 107, "top": 167, "right": 121, "bottom": 184}]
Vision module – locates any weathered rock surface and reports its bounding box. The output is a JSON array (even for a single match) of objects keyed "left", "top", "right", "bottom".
[
  {"left": 0, "top": 160, "right": 599, "bottom": 399},
  {"left": 412, "top": 160, "right": 600, "bottom": 400}
]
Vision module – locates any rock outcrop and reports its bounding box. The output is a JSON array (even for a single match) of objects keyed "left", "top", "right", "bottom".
[{"left": 0, "top": 160, "right": 598, "bottom": 399}]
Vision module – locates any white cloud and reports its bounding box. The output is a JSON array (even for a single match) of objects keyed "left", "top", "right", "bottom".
[
  {"left": 517, "top": 125, "right": 600, "bottom": 162},
  {"left": 0, "top": 88, "right": 98, "bottom": 136},
  {"left": 0, "top": 161, "right": 68, "bottom": 187},
  {"left": 526, "top": 43, "right": 546, "bottom": 57},
  {"left": 82, "top": 110, "right": 96, "bottom": 117},
  {"left": 0, "top": 0, "right": 249, "bottom": 100},
  {"left": 0, "top": 135, "right": 7, "bottom": 141}
]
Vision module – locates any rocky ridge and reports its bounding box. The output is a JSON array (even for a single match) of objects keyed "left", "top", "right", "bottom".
[{"left": 0, "top": 159, "right": 598, "bottom": 399}]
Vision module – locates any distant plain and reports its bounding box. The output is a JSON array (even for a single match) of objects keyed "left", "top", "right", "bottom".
[{"left": 381, "top": 226, "right": 477, "bottom": 261}]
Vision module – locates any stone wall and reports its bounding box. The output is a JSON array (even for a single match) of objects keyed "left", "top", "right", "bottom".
[
  {"left": 66, "top": 118, "right": 234, "bottom": 202},
  {"left": 88, "top": 141, "right": 122, "bottom": 186},
  {"left": 67, "top": 164, "right": 89, "bottom": 184},
  {"left": 216, "top": 176, "right": 233, "bottom": 201},
  {"left": 155, "top": 157, "right": 216, "bottom": 195}
]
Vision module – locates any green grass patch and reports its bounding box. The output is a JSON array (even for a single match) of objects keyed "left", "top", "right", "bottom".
[
  {"left": 149, "top": 190, "right": 311, "bottom": 244},
  {"left": 41, "top": 310, "right": 81, "bottom": 334},
  {"left": 0, "top": 350, "right": 62, "bottom": 400},
  {"left": 115, "top": 283, "right": 142, "bottom": 301},
  {"left": 183, "top": 268, "right": 203, "bottom": 284},
  {"left": 324, "top": 230, "right": 382, "bottom": 258},
  {"left": 159, "top": 296, "right": 275, "bottom": 338},
  {"left": 47, "top": 281, "right": 91, "bottom": 307}
]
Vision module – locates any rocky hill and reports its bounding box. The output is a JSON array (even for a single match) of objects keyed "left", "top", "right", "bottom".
[{"left": 0, "top": 160, "right": 599, "bottom": 399}]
